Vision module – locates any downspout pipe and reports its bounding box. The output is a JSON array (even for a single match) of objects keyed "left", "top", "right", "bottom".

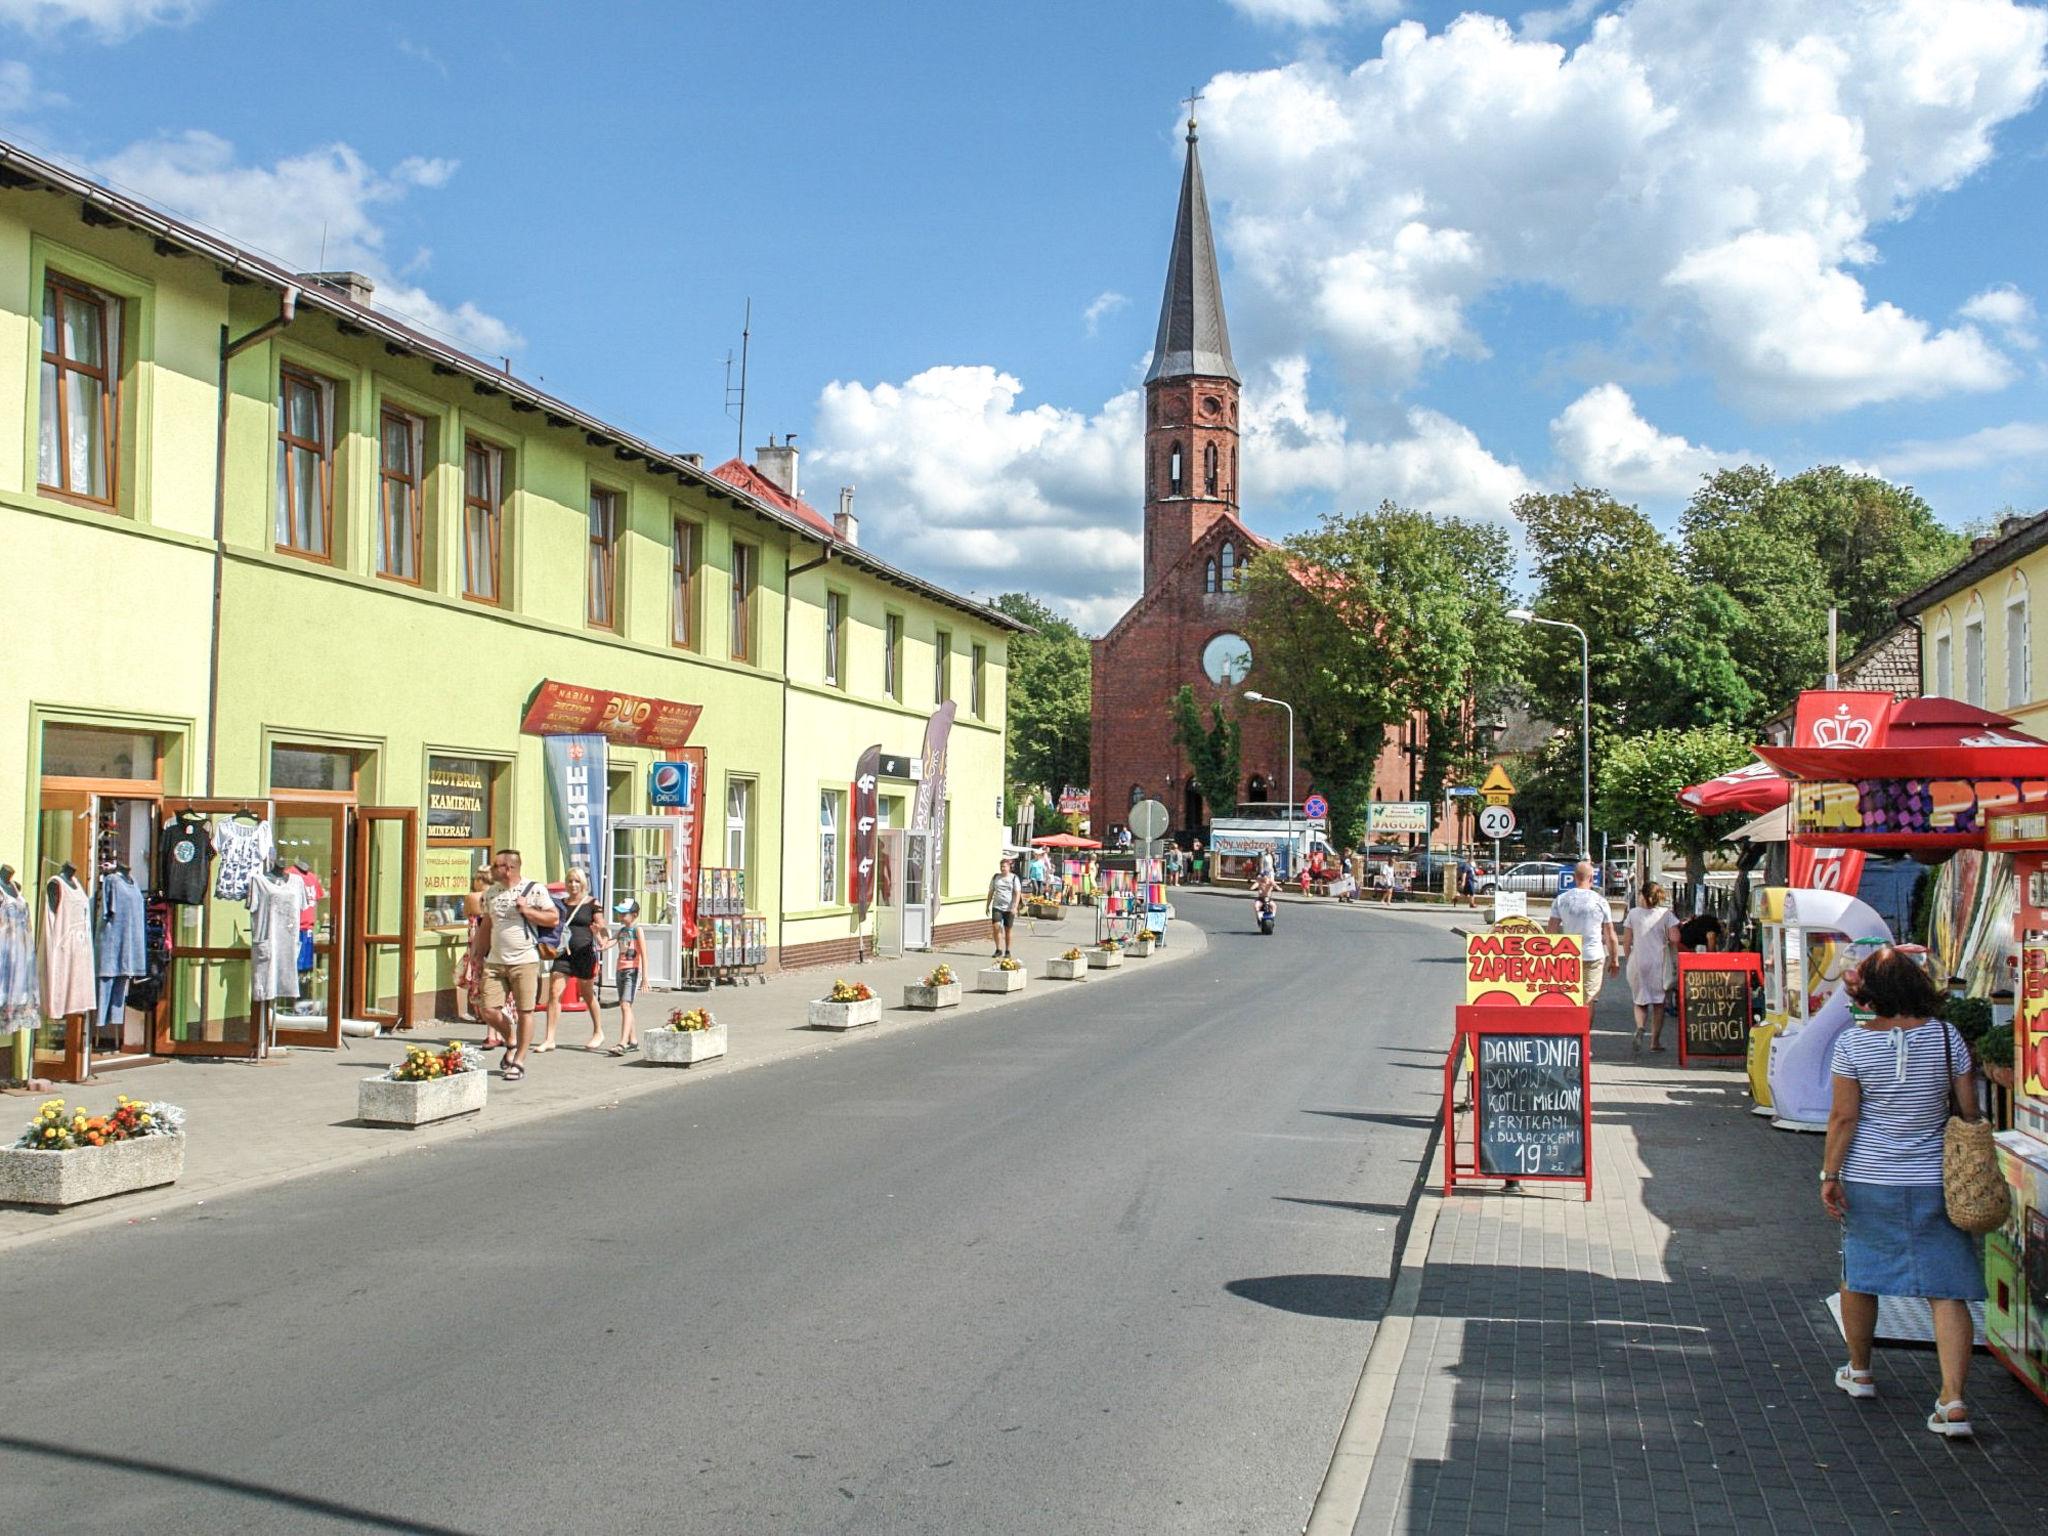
[
  {"left": 205, "top": 285, "right": 297, "bottom": 795},
  {"left": 777, "top": 540, "right": 834, "bottom": 961}
]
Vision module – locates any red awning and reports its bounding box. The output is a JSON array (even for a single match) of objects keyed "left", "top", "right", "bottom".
[
  {"left": 1677, "top": 760, "right": 1789, "bottom": 816},
  {"left": 1756, "top": 698, "right": 2048, "bottom": 781},
  {"left": 1030, "top": 833, "right": 1102, "bottom": 848}
]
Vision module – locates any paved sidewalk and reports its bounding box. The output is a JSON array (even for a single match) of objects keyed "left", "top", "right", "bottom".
[
  {"left": 1355, "top": 986, "right": 2048, "bottom": 1535},
  {"left": 0, "top": 911, "right": 1202, "bottom": 1251}
]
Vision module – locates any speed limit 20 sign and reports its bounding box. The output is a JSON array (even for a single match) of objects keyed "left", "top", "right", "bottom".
[{"left": 1478, "top": 804, "right": 1517, "bottom": 839}]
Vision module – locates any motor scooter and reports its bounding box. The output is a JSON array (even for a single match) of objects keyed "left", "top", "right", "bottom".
[{"left": 1255, "top": 893, "right": 1277, "bottom": 935}]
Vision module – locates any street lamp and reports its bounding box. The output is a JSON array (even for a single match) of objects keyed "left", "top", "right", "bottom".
[
  {"left": 1508, "top": 608, "right": 1591, "bottom": 859},
  {"left": 1242, "top": 691, "right": 1296, "bottom": 875}
]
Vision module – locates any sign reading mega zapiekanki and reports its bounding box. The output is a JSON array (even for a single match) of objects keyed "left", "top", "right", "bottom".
[{"left": 1465, "top": 925, "right": 1584, "bottom": 1006}]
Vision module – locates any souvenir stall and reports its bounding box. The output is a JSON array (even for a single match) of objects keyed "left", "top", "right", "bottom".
[
  {"left": 1094, "top": 856, "right": 1169, "bottom": 946},
  {"left": 696, "top": 868, "right": 766, "bottom": 985}
]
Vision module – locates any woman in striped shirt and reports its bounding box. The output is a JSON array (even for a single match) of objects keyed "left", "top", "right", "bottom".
[{"left": 1821, "top": 945, "right": 1986, "bottom": 1437}]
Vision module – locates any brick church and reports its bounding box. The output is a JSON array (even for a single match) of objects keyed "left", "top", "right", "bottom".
[{"left": 1088, "top": 115, "right": 1427, "bottom": 844}]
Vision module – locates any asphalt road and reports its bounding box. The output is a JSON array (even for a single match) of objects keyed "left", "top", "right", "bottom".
[{"left": 0, "top": 893, "right": 1463, "bottom": 1536}]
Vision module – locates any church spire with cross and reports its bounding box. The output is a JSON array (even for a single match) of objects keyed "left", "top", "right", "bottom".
[{"left": 1140, "top": 92, "right": 1242, "bottom": 592}]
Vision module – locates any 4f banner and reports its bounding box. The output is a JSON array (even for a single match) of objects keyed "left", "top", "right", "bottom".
[
  {"left": 852, "top": 743, "right": 881, "bottom": 920},
  {"left": 543, "top": 733, "right": 609, "bottom": 912}
]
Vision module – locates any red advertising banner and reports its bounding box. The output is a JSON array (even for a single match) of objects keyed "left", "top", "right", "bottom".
[
  {"left": 1786, "top": 691, "right": 1887, "bottom": 894},
  {"left": 671, "top": 746, "right": 707, "bottom": 948},
  {"left": 520, "top": 680, "right": 702, "bottom": 749}
]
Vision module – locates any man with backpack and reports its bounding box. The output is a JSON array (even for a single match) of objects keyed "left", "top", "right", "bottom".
[{"left": 471, "top": 849, "right": 561, "bottom": 1081}]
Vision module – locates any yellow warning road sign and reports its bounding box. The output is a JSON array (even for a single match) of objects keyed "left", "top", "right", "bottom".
[{"left": 1480, "top": 763, "right": 1516, "bottom": 806}]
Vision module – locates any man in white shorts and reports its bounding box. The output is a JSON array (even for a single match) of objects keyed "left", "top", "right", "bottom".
[{"left": 1549, "top": 860, "right": 1620, "bottom": 1002}]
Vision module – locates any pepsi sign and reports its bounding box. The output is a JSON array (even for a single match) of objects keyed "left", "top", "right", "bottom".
[{"left": 649, "top": 760, "right": 696, "bottom": 808}]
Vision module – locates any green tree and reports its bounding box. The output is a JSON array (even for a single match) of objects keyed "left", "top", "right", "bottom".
[
  {"left": 989, "top": 592, "right": 1091, "bottom": 803},
  {"left": 1595, "top": 724, "right": 1756, "bottom": 883},
  {"left": 1241, "top": 503, "right": 1498, "bottom": 847},
  {"left": 1169, "top": 685, "right": 1240, "bottom": 830}
]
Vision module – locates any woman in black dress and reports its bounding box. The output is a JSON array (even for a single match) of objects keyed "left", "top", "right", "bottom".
[{"left": 539, "top": 867, "right": 610, "bottom": 1053}]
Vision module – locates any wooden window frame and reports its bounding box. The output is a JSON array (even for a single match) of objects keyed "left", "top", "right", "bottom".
[
  {"left": 671, "top": 516, "right": 701, "bottom": 650},
  {"left": 276, "top": 366, "right": 336, "bottom": 562},
  {"left": 376, "top": 407, "right": 426, "bottom": 584},
  {"left": 38, "top": 274, "right": 120, "bottom": 510},
  {"left": 462, "top": 436, "right": 506, "bottom": 606},
  {"left": 730, "top": 540, "right": 757, "bottom": 663},
  {"left": 587, "top": 485, "right": 621, "bottom": 630}
]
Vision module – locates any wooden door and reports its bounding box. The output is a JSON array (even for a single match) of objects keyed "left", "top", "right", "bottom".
[
  {"left": 347, "top": 806, "right": 418, "bottom": 1034},
  {"left": 271, "top": 800, "right": 347, "bottom": 1050},
  {"left": 151, "top": 796, "right": 269, "bottom": 1059}
]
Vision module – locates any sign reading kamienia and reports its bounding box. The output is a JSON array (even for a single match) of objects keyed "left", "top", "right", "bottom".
[
  {"left": 1475, "top": 1031, "right": 1588, "bottom": 1179},
  {"left": 1676, "top": 952, "right": 1761, "bottom": 1066}
]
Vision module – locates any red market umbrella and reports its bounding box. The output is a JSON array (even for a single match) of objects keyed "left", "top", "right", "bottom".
[
  {"left": 1757, "top": 697, "right": 2048, "bottom": 781},
  {"left": 1030, "top": 833, "right": 1102, "bottom": 848},
  {"left": 1677, "top": 759, "right": 1789, "bottom": 816}
]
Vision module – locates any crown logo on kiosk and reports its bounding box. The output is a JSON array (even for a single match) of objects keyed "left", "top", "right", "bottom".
[{"left": 1811, "top": 706, "right": 1873, "bottom": 749}]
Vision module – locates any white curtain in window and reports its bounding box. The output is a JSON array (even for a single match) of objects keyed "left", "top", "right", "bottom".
[
  {"left": 1934, "top": 633, "right": 1952, "bottom": 699},
  {"left": 819, "top": 792, "right": 840, "bottom": 904},
  {"left": 725, "top": 779, "right": 751, "bottom": 871},
  {"left": 2008, "top": 599, "right": 2030, "bottom": 707},
  {"left": 1964, "top": 619, "right": 1986, "bottom": 706}
]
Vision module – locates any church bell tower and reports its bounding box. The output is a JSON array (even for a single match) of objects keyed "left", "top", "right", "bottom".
[{"left": 1141, "top": 112, "right": 1241, "bottom": 594}]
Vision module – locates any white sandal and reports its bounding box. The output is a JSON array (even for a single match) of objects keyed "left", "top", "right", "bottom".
[
  {"left": 1834, "top": 1364, "right": 1876, "bottom": 1399},
  {"left": 1927, "top": 1398, "right": 1973, "bottom": 1437}
]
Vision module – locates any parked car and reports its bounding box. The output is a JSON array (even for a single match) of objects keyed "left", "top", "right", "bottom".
[{"left": 1481, "top": 860, "right": 1602, "bottom": 896}]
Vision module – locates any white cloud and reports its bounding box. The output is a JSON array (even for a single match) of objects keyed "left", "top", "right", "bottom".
[
  {"left": 1877, "top": 421, "right": 2048, "bottom": 474},
  {"left": 95, "top": 131, "right": 521, "bottom": 357},
  {"left": 0, "top": 58, "right": 62, "bottom": 118},
  {"left": 0, "top": 0, "right": 203, "bottom": 38},
  {"left": 1548, "top": 383, "right": 1736, "bottom": 497},
  {"left": 1960, "top": 283, "right": 2038, "bottom": 350},
  {"left": 1083, "top": 290, "right": 1128, "bottom": 336},
  {"left": 1518, "top": 0, "right": 1605, "bottom": 41},
  {"left": 807, "top": 355, "right": 1529, "bottom": 626},
  {"left": 1223, "top": 0, "right": 1403, "bottom": 26},
  {"left": 1196, "top": 0, "right": 2048, "bottom": 414}
]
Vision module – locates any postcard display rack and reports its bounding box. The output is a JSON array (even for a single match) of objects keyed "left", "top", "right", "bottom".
[
  {"left": 1096, "top": 860, "right": 1169, "bottom": 946},
  {"left": 696, "top": 868, "right": 767, "bottom": 985}
]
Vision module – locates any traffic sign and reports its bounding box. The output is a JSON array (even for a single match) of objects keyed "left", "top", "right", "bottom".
[
  {"left": 1129, "top": 798, "right": 1169, "bottom": 843},
  {"left": 1303, "top": 793, "right": 1329, "bottom": 820},
  {"left": 1480, "top": 762, "right": 1516, "bottom": 808},
  {"left": 1478, "top": 804, "right": 1517, "bottom": 840}
]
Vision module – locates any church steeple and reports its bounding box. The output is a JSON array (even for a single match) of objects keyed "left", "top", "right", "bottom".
[
  {"left": 1145, "top": 116, "right": 1239, "bottom": 386},
  {"left": 1141, "top": 110, "right": 1241, "bottom": 593}
]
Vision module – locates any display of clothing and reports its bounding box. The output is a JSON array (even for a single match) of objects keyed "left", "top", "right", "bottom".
[
  {"left": 246, "top": 868, "right": 304, "bottom": 1003},
  {"left": 159, "top": 811, "right": 214, "bottom": 905},
  {"left": 295, "top": 867, "right": 323, "bottom": 973},
  {"left": 212, "top": 815, "right": 274, "bottom": 903},
  {"left": 96, "top": 869, "right": 147, "bottom": 979},
  {"left": 39, "top": 873, "right": 95, "bottom": 1018},
  {"left": 0, "top": 882, "right": 39, "bottom": 1032}
]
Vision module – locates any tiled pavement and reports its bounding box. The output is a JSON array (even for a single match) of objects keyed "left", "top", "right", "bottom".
[{"left": 1355, "top": 987, "right": 2048, "bottom": 1536}]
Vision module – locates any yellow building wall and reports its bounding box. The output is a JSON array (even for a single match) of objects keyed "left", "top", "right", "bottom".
[{"left": 1918, "top": 544, "right": 2048, "bottom": 738}]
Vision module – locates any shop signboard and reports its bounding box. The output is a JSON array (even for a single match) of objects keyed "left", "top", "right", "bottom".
[
  {"left": 2021, "top": 943, "right": 2048, "bottom": 1139},
  {"left": 1057, "top": 785, "right": 1089, "bottom": 816},
  {"left": 1676, "top": 952, "right": 1762, "bottom": 1066},
  {"left": 1369, "top": 801, "right": 1431, "bottom": 837},
  {"left": 421, "top": 844, "right": 475, "bottom": 903},
  {"left": 521, "top": 680, "right": 701, "bottom": 749},
  {"left": 426, "top": 761, "right": 488, "bottom": 841},
  {"left": 1465, "top": 920, "right": 1584, "bottom": 1007},
  {"left": 1443, "top": 1003, "right": 1593, "bottom": 1201},
  {"left": 1793, "top": 777, "right": 2048, "bottom": 845},
  {"left": 648, "top": 760, "right": 695, "bottom": 809},
  {"left": 542, "top": 734, "right": 609, "bottom": 912}
]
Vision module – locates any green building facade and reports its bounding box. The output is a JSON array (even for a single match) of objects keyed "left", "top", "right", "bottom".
[{"left": 0, "top": 138, "right": 1015, "bottom": 1081}]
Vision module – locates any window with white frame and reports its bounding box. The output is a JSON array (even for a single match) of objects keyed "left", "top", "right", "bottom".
[
  {"left": 819, "top": 789, "right": 843, "bottom": 904},
  {"left": 2008, "top": 583, "right": 2031, "bottom": 708},
  {"left": 724, "top": 776, "right": 754, "bottom": 877},
  {"left": 884, "top": 612, "right": 903, "bottom": 699},
  {"left": 824, "top": 589, "right": 846, "bottom": 687},
  {"left": 1964, "top": 607, "right": 1987, "bottom": 707},
  {"left": 1934, "top": 613, "right": 1953, "bottom": 699}
]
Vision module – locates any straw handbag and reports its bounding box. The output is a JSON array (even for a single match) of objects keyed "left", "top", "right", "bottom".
[{"left": 1943, "top": 1026, "right": 2011, "bottom": 1236}]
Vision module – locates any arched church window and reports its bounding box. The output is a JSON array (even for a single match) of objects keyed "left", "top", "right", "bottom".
[
  {"left": 1246, "top": 773, "right": 1269, "bottom": 803},
  {"left": 1204, "top": 442, "right": 1219, "bottom": 495},
  {"left": 1169, "top": 442, "right": 1184, "bottom": 496},
  {"left": 1204, "top": 557, "right": 1218, "bottom": 594},
  {"left": 1219, "top": 542, "right": 1237, "bottom": 590}
]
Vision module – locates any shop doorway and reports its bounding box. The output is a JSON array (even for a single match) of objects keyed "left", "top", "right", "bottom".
[
  {"left": 902, "top": 830, "right": 933, "bottom": 952},
  {"left": 345, "top": 807, "right": 417, "bottom": 1035}
]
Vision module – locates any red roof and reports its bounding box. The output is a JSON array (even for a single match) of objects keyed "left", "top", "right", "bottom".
[{"left": 710, "top": 458, "right": 835, "bottom": 537}]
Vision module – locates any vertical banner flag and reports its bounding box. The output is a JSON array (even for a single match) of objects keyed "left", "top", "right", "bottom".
[
  {"left": 543, "top": 734, "right": 609, "bottom": 913},
  {"left": 852, "top": 744, "right": 882, "bottom": 921},
  {"left": 913, "top": 703, "right": 957, "bottom": 930},
  {"left": 666, "top": 745, "right": 707, "bottom": 948},
  {"left": 1788, "top": 691, "right": 1889, "bottom": 895}
]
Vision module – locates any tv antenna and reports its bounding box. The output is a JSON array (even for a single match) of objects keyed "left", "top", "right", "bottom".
[{"left": 723, "top": 298, "right": 751, "bottom": 458}]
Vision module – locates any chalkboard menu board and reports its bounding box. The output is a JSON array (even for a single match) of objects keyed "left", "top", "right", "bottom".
[
  {"left": 1677, "top": 953, "right": 1760, "bottom": 1065},
  {"left": 1476, "top": 1032, "right": 1587, "bottom": 1178}
]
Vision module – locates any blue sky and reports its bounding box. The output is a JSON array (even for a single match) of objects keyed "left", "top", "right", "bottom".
[{"left": 6, "top": 0, "right": 2048, "bottom": 630}]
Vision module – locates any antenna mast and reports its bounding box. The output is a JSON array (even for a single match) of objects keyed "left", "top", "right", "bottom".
[{"left": 735, "top": 300, "right": 751, "bottom": 459}]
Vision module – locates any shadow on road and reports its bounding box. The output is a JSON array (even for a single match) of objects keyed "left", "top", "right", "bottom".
[{"left": 1226, "top": 1272, "right": 1392, "bottom": 1321}]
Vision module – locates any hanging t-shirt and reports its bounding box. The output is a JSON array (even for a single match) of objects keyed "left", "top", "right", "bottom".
[
  {"left": 296, "top": 869, "right": 325, "bottom": 932},
  {"left": 212, "top": 817, "right": 275, "bottom": 902},
  {"left": 158, "top": 813, "right": 214, "bottom": 905}
]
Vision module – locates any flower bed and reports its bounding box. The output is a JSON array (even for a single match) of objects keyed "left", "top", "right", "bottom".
[
  {"left": 811, "top": 977, "right": 880, "bottom": 1030},
  {"left": 646, "top": 1007, "right": 727, "bottom": 1065},
  {"left": 360, "top": 1042, "right": 487, "bottom": 1127},
  {"left": 905, "top": 963, "right": 962, "bottom": 1011},
  {"left": 978, "top": 957, "right": 1028, "bottom": 993},
  {"left": 1, "top": 1096, "right": 187, "bottom": 1208}
]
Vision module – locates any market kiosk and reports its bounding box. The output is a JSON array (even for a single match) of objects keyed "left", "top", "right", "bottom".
[{"left": 1746, "top": 886, "right": 1891, "bottom": 1130}]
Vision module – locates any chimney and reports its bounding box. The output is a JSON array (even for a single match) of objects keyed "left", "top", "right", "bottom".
[
  {"left": 680, "top": 452, "right": 703, "bottom": 468},
  {"left": 299, "top": 270, "right": 376, "bottom": 306},
  {"left": 753, "top": 434, "right": 800, "bottom": 498},
  {"left": 835, "top": 486, "right": 859, "bottom": 546}
]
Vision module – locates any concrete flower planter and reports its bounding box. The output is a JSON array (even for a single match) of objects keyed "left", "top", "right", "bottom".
[
  {"left": 809, "top": 996, "right": 881, "bottom": 1030},
  {"left": 1087, "top": 948, "right": 1125, "bottom": 970},
  {"left": 1047, "top": 957, "right": 1090, "bottom": 981},
  {"left": 359, "top": 1067, "right": 487, "bottom": 1128},
  {"left": 644, "top": 1022, "right": 727, "bottom": 1065},
  {"left": 0, "top": 1133, "right": 185, "bottom": 1208},
  {"left": 978, "top": 966, "right": 1028, "bottom": 993},
  {"left": 1128, "top": 938, "right": 1156, "bottom": 957},
  {"left": 903, "top": 982, "right": 962, "bottom": 1011}
]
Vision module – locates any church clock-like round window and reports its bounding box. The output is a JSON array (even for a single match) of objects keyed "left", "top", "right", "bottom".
[{"left": 1201, "top": 632, "right": 1253, "bottom": 686}]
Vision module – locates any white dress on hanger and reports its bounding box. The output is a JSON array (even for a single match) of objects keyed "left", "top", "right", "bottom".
[{"left": 247, "top": 870, "right": 304, "bottom": 1003}]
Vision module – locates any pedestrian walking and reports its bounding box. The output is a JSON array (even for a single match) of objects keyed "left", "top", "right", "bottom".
[
  {"left": 1621, "top": 882, "right": 1681, "bottom": 1051},
  {"left": 1547, "top": 860, "right": 1619, "bottom": 1002},
  {"left": 473, "top": 849, "right": 557, "bottom": 1081},
  {"left": 1374, "top": 861, "right": 1396, "bottom": 905},
  {"left": 456, "top": 868, "right": 496, "bottom": 1044},
  {"left": 606, "top": 898, "right": 644, "bottom": 1056},
  {"left": 986, "top": 855, "right": 1021, "bottom": 958},
  {"left": 1458, "top": 860, "right": 1479, "bottom": 909},
  {"left": 1821, "top": 946, "right": 1987, "bottom": 1437},
  {"left": 540, "top": 867, "right": 608, "bottom": 1052},
  {"left": 1190, "top": 839, "right": 1205, "bottom": 884}
]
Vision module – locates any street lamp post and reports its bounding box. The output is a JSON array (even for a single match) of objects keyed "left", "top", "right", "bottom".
[
  {"left": 1243, "top": 691, "right": 1295, "bottom": 875},
  {"left": 1508, "top": 609, "right": 1591, "bottom": 859}
]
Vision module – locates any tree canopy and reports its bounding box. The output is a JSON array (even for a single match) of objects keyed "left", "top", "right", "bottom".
[
  {"left": 1170, "top": 685, "right": 1240, "bottom": 829},
  {"left": 1595, "top": 724, "right": 1758, "bottom": 880},
  {"left": 989, "top": 592, "right": 1090, "bottom": 802}
]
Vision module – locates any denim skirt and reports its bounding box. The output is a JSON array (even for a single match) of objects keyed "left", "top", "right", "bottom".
[{"left": 1840, "top": 1180, "right": 1986, "bottom": 1300}]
